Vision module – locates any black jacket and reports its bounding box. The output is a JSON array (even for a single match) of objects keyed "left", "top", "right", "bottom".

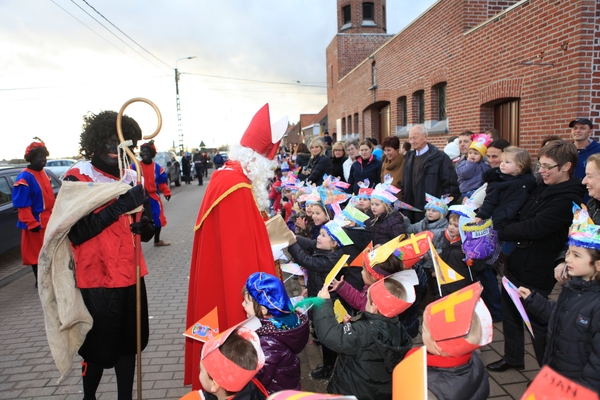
[
  {"left": 313, "top": 301, "right": 412, "bottom": 400},
  {"left": 402, "top": 144, "right": 459, "bottom": 218},
  {"left": 367, "top": 210, "right": 406, "bottom": 246},
  {"left": 523, "top": 279, "right": 600, "bottom": 393},
  {"left": 302, "top": 154, "right": 333, "bottom": 186},
  {"left": 331, "top": 156, "right": 347, "bottom": 181},
  {"left": 427, "top": 352, "right": 490, "bottom": 400},
  {"left": 347, "top": 156, "right": 382, "bottom": 195},
  {"left": 295, "top": 152, "right": 311, "bottom": 169},
  {"left": 287, "top": 236, "right": 344, "bottom": 297},
  {"left": 475, "top": 168, "right": 536, "bottom": 229},
  {"left": 498, "top": 177, "right": 586, "bottom": 290},
  {"left": 440, "top": 234, "right": 474, "bottom": 296}
]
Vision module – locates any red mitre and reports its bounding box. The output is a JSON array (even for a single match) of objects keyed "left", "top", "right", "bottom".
[
  {"left": 394, "top": 231, "right": 434, "bottom": 269},
  {"left": 369, "top": 273, "right": 415, "bottom": 317},
  {"left": 25, "top": 139, "right": 46, "bottom": 157},
  {"left": 240, "top": 104, "right": 288, "bottom": 160}
]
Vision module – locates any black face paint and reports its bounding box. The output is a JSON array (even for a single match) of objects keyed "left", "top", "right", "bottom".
[
  {"left": 98, "top": 134, "right": 120, "bottom": 168},
  {"left": 29, "top": 153, "right": 47, "bottom": 171}
]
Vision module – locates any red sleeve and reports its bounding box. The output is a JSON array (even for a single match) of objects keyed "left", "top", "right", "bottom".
[
  {"left": 18, "top": 207, "right": 41, "bottom": 229},
  {"left": 158, "top": 182, "right": 171, "bottom": 197}
]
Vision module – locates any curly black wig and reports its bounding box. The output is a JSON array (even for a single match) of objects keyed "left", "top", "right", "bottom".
[
  {"left": 24, "top": 146, "right": 50, "bottom": 163},
  {"left": 79, "top": 110, "right": 142, "bottom": 160}
]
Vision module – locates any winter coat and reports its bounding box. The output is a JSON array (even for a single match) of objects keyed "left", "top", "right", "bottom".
[
  {"left": 427, "top": 352, "right": 490, "bottom": 400},
  {"left": 456, "top": 160, "right": 490, "bottom": 194},
  {"left": 475, "top": 168, "right": 536, "bottom": 229},
  {"left": 402, "top": 144, "right": 459, "bottom": 215},
  {"left": 575, "top": 139, "right": 600, "bottom": 179},
  {"left": 255, "top": 313, "right": 310, "bottom": 394},
  {"left": 338, "top": 226, "right": 371, "bottom": 312},
  {"left": 287, "top": 236, "right": 344, "bottom": 297},
  {"left": 336, "top": 283, "right": 368, "bottom": 312},
  {"left": 199, "top": 379, "right": 267, "bottom": 400},
  {"left": 498, "top": 177, "right": 586, "bottom": 291},
  {"left": 331, "top": 156, "right": 347, "bottom": 181},
  {"left": 440, "top": 232, "right": 474, "bottom": 296},
  {"left": 523, "top": 279, "right": 600, "bottom": 393},
  {"left": 381, "top": 154, "right": 405, "bottom": 197},
  {"left": 313, "top": 300, "right": 413, "bottom": 400},
  {"left": 367, "top": 210, "right": 406, "bottom": 246},
  {"left": 295, "top": 152, "right": 311, "bottom": 170},
  {"left": 403, "top": 216, "right": 447, "bottom": 270},
  {"left": 302, "top": 154, "right": 333, "bottom": 186},
  {"left": 347, "top": 156, "right": 382, "bottom": 195}
]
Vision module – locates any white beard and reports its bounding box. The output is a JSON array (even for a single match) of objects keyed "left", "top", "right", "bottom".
[{"left": 229, "top": 144, "right": 275, "bottom": 211}]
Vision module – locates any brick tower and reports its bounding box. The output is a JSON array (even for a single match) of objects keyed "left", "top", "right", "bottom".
[{"left": 337, "top": 0, "right": 387, "bottom": 34}]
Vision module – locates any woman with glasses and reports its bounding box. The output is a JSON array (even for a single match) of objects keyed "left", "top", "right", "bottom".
[
  {"left": 487, "top": 140, "right": 586, "bottom": 373},
  {"left": 330, "top": 141, "right": 347, "bottom": 181}
]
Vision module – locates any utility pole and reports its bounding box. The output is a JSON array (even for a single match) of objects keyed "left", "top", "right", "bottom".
[{"left": 175, "top": 56, "right": 196, "bottom": 153}]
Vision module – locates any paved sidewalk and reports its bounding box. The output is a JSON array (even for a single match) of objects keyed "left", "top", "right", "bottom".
[{"left": 0, "top": 169, "right": 557, "bottom": 399}]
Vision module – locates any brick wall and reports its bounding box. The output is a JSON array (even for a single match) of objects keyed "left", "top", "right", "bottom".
[
  {"left": 326, "top": 0, "right": 600, "bottom": 158},
  {"left": 337, "top": 0, "right": 387, "bottom": 34}
]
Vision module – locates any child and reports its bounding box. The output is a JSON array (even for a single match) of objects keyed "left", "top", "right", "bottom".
[
  {"left": 367, "top": 182, "right": 406, "bottom": 246},
  {"left": 439, "top": 213, "right": 478, "bottom": 296},
  {"left": 268, "top": 168, "right": 283, "bottom": 214},
  {"left": 183, "top": 323, "right": 268, "bottom": 400},
  {"left": 415, "top": 282, "right": 492, "bottom": 400},
  {"left": 456, "top": 134, "right": 492, "bottom": 198},
  {"left": 354, "top": 180, "right": 373, "bottom": 214},
  {"left": 310, "top": 202, "right": 332, "bottom": 239},
  {"left": 475, "top": 146, "right": 536, "bottom": 229},
  {"left": 242, "top": 273, "right": 310, "bottom": 394},
  {"left": 517, "top": 221, "right": 600, "bottom": 392},
  {"left": 287, "top": 221, "right": 354, "bottom": 380},
  {"left": 314, "top": 275, "right": 414, "bottom": 400}
]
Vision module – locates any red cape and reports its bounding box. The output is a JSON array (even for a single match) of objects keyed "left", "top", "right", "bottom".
[{"left": 184, "top": 161, "right": 276, "bottom": 389}]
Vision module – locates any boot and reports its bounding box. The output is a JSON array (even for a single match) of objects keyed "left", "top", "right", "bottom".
[{"left": 310, "top": 364, "right": 333, "bottom": 379}]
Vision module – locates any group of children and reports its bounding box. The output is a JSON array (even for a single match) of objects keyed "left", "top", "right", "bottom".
[{"left": 183, "top": 135, "right": 600, "bottom": 399}]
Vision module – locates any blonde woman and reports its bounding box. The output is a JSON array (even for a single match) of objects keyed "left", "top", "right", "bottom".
[{"left": 300, "top": 138, "right": 333, "bottom": 186}]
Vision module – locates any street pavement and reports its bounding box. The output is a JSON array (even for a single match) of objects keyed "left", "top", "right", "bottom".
[{"left": 0, "top": 169, "right": 557, "bottom": 399}]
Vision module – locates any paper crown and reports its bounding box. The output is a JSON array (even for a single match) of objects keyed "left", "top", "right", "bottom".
[
  {"left": 281, "top": 174, "right": 304, "bottom": 192},
  {"left": 323, "top": 220, "right": 354, "bottom": 247},
  {"left": 201, "top": 317, "right": 265, "bottom": 392},
  {"left": 341, "top": 203, "right": 370, "bottom": 227},
  {"left": 371, "top": 179, "right": 398, "bottom": 204},
  {"left": 448, "top": 198, "right": 478, "bottom": 220},
  {"left": 245, "top": 272, "right": 293, "bottom": 317},
  {"left": 568, "top": 223, "right": 600, "bottom": 250},
  {"left": 25, "top": 137, "right": 46, "bottom": 157},
  {"left": 363, "top": 234, "right": 405, "bottom": 280},
  {"left": 424, "top": 193, "right": 452, "bottom": 216},
  {"left": 462, "top": 219, "right": 497, "bottom": 262},
  {"left": 239, "top": 104, "right": 289, "bottom": 160},
  {"left": 280, "top": 161, "right": 290, "bottom": 172},
  {"left": 297, "top": 187, "right": 321, "bottom": 204},
  {"left": 396, "top": 231, "right": 434, "bottom": 268},
  {"left": 369, "top": 272, "right": 416, "bottom": 317},
  {"left": 469, "top": 133, "right": 492, "bottom": 157},
  {"left": 318, "top": 175, "right": 351, "bottom": 206},
  {"left": 424, "top": 282, "right": 493, "bottom": 357}
]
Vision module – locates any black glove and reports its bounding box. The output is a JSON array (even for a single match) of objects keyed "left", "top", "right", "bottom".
[
  {"left": 130, "top": 216, "right": 151, "bottom": 235},
  {"left": 30, "top": 225, "right": 41, "bottom": 233},
  {"left": 165, "top": 195, "right": 171, "bottom": 201},
  {"left": 114, "top": 185, "right": 145, "bottom": 214}
]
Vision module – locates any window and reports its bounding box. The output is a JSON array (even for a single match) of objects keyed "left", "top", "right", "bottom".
[
  {"left": 354, "top": 113, "right": 359, "bottom": 134},
  {"left": 397, "top": 97, "right": 407, "bottom": 127},
  {"left": 371, "top": 61, "right": 377, "bottom": 88},
  {"left": 348, "top": 115, "right": 353, "bottom": 134},
  {"left": 342, "top": 117, "right": 346, "bottom": 136},
  {"left": 343, "top": 5, "right": 351, "bottom": 25},
  {"left": 0, "top": 177, "right": 11, "bottom": 205},
  {"left": 412, "top": 91, "right": 425, "bottom": 124},
  {"left": 438, "top": 83, "right": 447, "bottom": 121},
  {"left": 363, "top": 2, "right": 374, "bottom": 21}
]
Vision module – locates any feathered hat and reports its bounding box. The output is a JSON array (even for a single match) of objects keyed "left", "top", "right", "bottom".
[{"left": 24, "top": 137, "right": 47, "bottom": 158}]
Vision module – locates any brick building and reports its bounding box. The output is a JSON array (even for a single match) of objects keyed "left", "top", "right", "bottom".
[{"left": 326, "top": 0, "right": 600, "bottom": 154}]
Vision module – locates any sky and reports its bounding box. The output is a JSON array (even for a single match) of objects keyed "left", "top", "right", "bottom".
[{"left": 0, "top": 0, "right": 437, "bottom": 160}]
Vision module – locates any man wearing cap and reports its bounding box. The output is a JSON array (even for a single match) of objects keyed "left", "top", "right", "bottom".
[
  {"left": 570, "top": 118, "right": 600, "bottom": 180},
  {"left": 185, "top": 104, "right": 288, "bottom": 390}
]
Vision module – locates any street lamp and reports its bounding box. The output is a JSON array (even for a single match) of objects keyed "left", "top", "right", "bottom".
[{"left": 175, "top": 56, "right": 196, "bottom": 153}]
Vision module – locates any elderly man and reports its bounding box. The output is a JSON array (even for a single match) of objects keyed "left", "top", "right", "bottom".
[
  {"left": 402, "top": 125, "right": 459, "bottom": 222},
  {"left": 184, "top": 104, "right": 287, "bottom": 390}
]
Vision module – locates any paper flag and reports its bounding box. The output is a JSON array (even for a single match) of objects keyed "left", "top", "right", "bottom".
[
  {"left": 502, "top": 277, "right": 534, "bottom": 338},
  {"left": 520, "top": 365, "right": 598, "bottom": 400},
  {"left": 350, "top": 242, "right": 373, "bottom": 266},
  {"left": 429, "top": 237, "right": 465, "bottom": 295},
  {"left": 333, "top": 300, "right": 349, "bottom": 324},
  {"left": 324, "top": 254, "right": 350, "bottom": 288},
  {"left": 281, "top": 263, "right": 304, "bottom": 276},
  {"left": 183, "top": 307, "right": 219, "bottom": 342},
  {"left": 397, "top": 201, "right": 422, "bottom": 212},
  {"left": 392, "top": 346, "right": 427, "bottom": 400}
]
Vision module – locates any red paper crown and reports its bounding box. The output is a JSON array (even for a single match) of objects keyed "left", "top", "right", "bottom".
[
  {"left": 369, "top": 274, "right": 415, "bottom": 317},
  {"left": 239, "top": 104, "right": 288, "bottom": 160},
  {"left": 396, "top": 231, "right": 434, "bottom": 269},
  {"left": 424, "top": 282, "right": 493, "bottom": 357}
]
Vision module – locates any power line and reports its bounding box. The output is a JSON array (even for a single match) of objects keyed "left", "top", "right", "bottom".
[
  {"left": 66, "top": 0, "right": 170, "bottom": 74},
  {"left": 81, "top": 0, "right": 172, "bottom": 70},
  {"left": 185, "top": 72, "right": 326, "bottom": 88}
]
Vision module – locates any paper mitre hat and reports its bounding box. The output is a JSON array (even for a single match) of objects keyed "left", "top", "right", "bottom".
[
  {"left": 25, "top": 137, "right": 46, "bottom": 157},
  {"left": 239, "top": 104, "right": 288, "bottom": 160},
  {"left": 341, "top": 203, "right": 370, "bottom": 227},
  {"left": 424, "top": 193, "right": 453, "bottom": 216},
  {"left": 297, "top": 187, "right": 321, "bottom": 204},
  {"left": 201, "top": 317, "right": 265, "bottom": 392},
  {"left": 371, "top": 177, "right": 399, "bottom": 204},
  {"left": 356, "top": 179, "right": 373, "bottom": 199},
  {"left": 448, "top": 198, "right": 478, "bottom": 220},
  {"left": 323, "top": 220, "right": 354, "bottom": 247},
  {"left": 245, "top": 272, "right": 293, "bottom": 317},
  {"left": 469, "top": 133, "right": 492, "bottom": 157},
  {"left": 369, "top": 272, "right": 416, "bottom": 317},
  {"left": 363, "top": 234, "right": 405, "bottom": 280},
  {"left": 396, "top": 231, "right": 434, "bottom": 268},
  {"left": 424, "top": 282, "right": 493, "bottom": 357}
]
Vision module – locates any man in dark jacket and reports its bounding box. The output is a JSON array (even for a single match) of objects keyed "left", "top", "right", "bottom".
[
  {"left": 402, "top": 125, "right": 459, "bottom": 222},
  {"left": 487, "top": 140, "right": 587, "bottom": 372},
  {"left": 571, "top": 117, "right": 600, "bottom": 204}
]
